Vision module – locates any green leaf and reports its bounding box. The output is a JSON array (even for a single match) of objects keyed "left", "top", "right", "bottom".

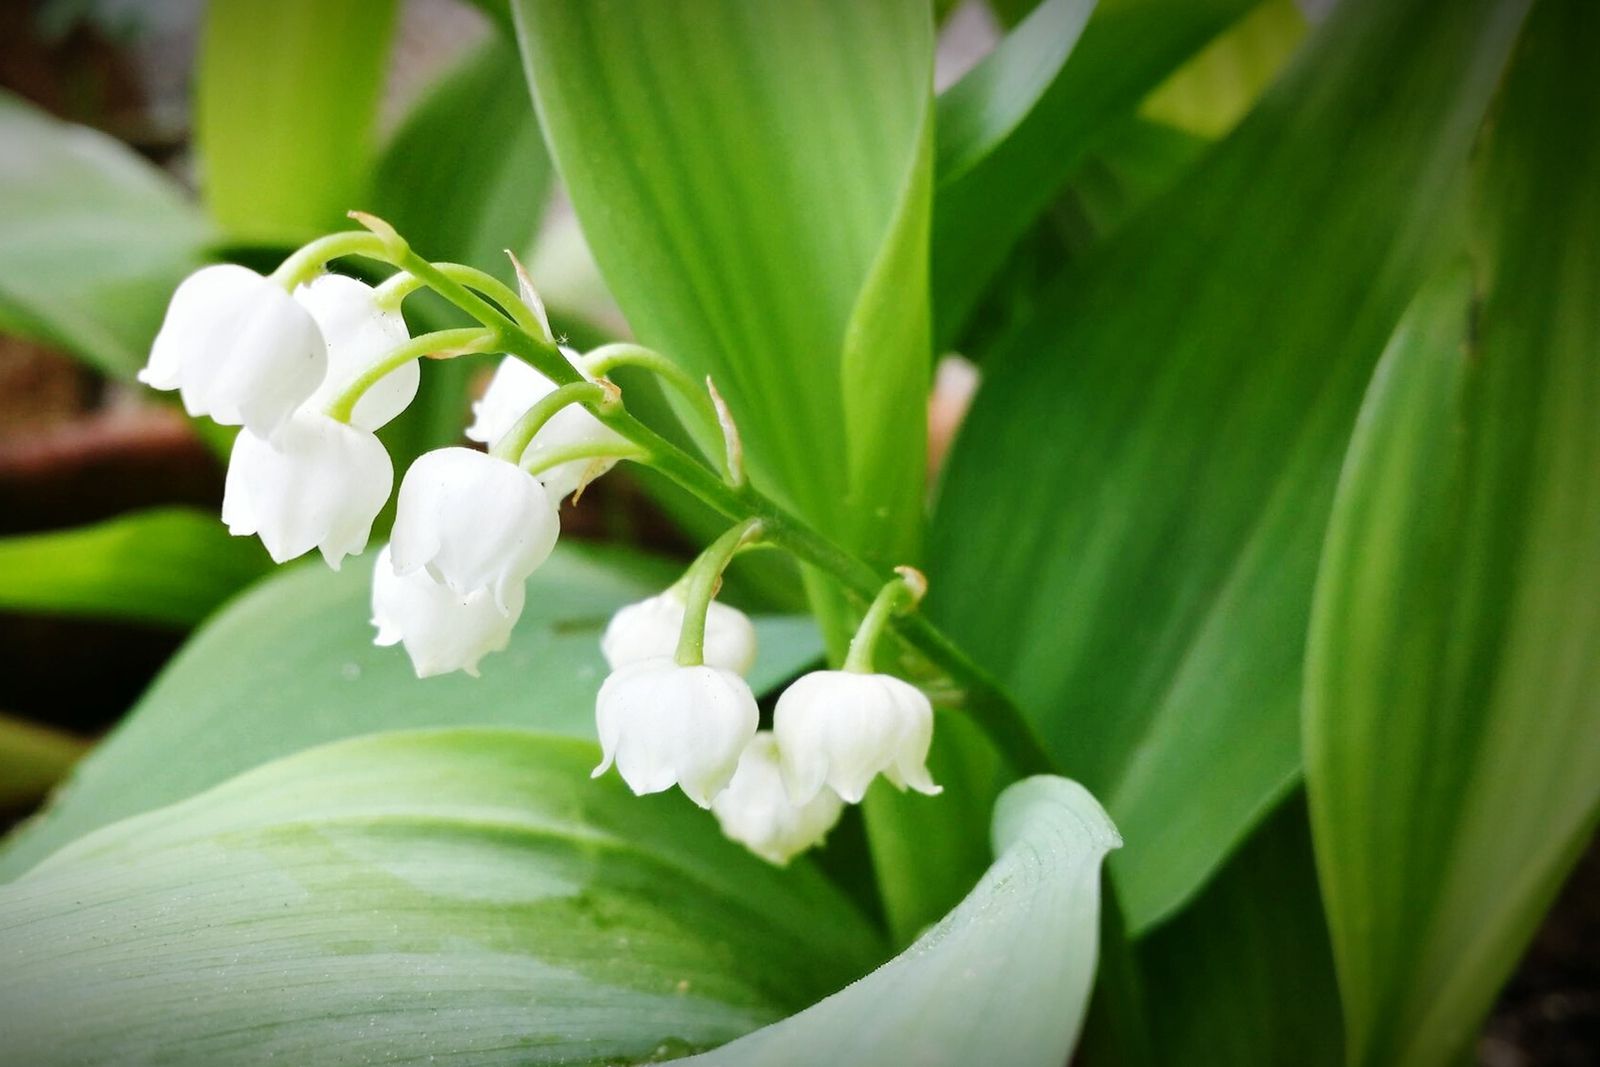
[
  {"left": 0, "top": 90, "right": 211, "bottom": 376},
  {"left": 681, "top": 776, "right": 1120, "bottom": 1066},
  {"left": 0, "top": 728, "right": 882, "bottom": 1064},
  {"left": 931, "top": 0, "right": 1259, "bottom": 346},
  {"left": 0, "top": 508, "right": 269, "bottom": 628},
  {"left": 1304, "top": 8, "right": 1600, "bottom": 1062},
  {"left": 0, "top": 545, "right": 824, "bottom": 881},
  {"left": 515, "top": 0, "right": 931, "bottom": 564},
  {"left": 927, "top": 0, "right": 1531, "bottom": 933},
  {"left": 1138, "top": 0, "right": 1306, "bottom": 139},
  {"left": 371, "top": 34, "right": 552, "bottom": 279},
  {"left": 195, "top": 0, "right": 398, "bottom": 244},
  {"left": 1138, "top": 793, "right": 1343, "bottom": 1067}
]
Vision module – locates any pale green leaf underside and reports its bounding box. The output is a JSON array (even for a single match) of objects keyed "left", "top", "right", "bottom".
[
  {"left": 684, "top": 776, "right": 1119, "bottom": 1067},
  {"left": 0, "top": 90, "right": 212, "bottom": 377},
  {"left": 0, "top": 508, "right": 269, "bottom": 628},
  {"left": 0, "top": 544, "right": 822, "bottom": 881},
  {"left": 1305, "top": 7, "right": 1600, "bottom": 1064},
  {"left": 928, "top": 0, "right": 1531, "bottom": 931},
  {"left": 0, "top": 729, "right": 881, "bottom": 1065}
]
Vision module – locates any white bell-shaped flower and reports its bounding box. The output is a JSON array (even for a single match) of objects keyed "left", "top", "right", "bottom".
[
  {"left": 296, "top": 273, "right": 418, "bottom": 431},
  {"left": 370, "top": 547, "right": 523, "bottom": 678},
  {"left": 140, "top": 264, "right": 326, "bottom": 437},
  {"left": 601, "top": 590, "right": 758, "bottom": 675},
  {"left": 593, "top": 657, "right": 758, "bottom": 808},
  {"left": 712, "top": 732, "right": 844, "bottom": 865},
  {"left": 774, "top": 670, "right": 941, "bottom": 805},
  {"left": 465, "top": 354, "right": 627, "bottom": 503},
  {"left": 390, "top": 447, "right": 559, "bottom": 610},
  {"left": 221, "top": 411, "right": 391, "bottom": 569}
]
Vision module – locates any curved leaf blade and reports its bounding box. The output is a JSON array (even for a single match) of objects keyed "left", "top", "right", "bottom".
[
  {"left": 683, "top": 776, "right": 1119, "bottom": 1066},
  {"left": 1305, "top": 8, "right": 1600, "bottom": 1063},
  {"left": 0, "top": 729, "right": 881, "bottom": 1065},
  {"left": 928, "top": 0, "right": 1532, "bottom": 931},
  {"left": 0, "top": 90, "right": 211, "bottom": 376},
  {"left": 0, "top": 545, "right": 823, "bottom": 880}
]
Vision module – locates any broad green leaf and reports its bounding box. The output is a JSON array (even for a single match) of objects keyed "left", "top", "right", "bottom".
[
  {"left": 0, "top": 90, "right": 211, "bottom": 376},
  {"left": 1305, "top": 9, "right": 1600, "bottom": 1062},
  {"left": 0, "top": 544, "right": 823, "bottom": 881},
  {"left": 196, "top": 0, "right": 398, "bottom": 244},
  {"left": 0, "top": 728, "right": 882, "bottom": 1064},
  {"left": 932, "top": 0, "right": 1258, "bottom": 346},
  {"left": 515, "top": 0, "right": 931, "bottom": 566},
  {"left": 682, "top": 776, "right": 1119, "bottom": 1066},
  {"left": 928, "top": 0, "right": 1531, "bottom": 932},
  {"left": 371, "top": 35, "right": 551, "bottom": 279},
  {"left": 0, "top": 508, "right": 269, "bottom": 628},
  {"left": 1138, "top": 794, "right": 1342, "bottom": 1067}
]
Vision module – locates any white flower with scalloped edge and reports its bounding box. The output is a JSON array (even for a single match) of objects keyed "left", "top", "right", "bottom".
[
  {"left": 465, "top": 354, "right": 627, "bottom": 503},
  {"left": 370, "top": 546, "right": 523, "bottom": 678},
  {"left": 295, "top": 273, "right": 418, "bottom": 431},
  {"left": 600, "top": 590, "right": 757, "bottom": 676},
  {"left": 222, "top": 411, "right": 391, "bottom": 569},
  {"left": 593, "top": 656, "right": 758, "bottom": 808},
  {"left": 389, "top": 447, "right": 559, "bottom": 611},
  {"left": 139, "top": 264, "right": 326, "bottom": 438},
  {"left": 773, "top": 669, "right": 941, "bottom": 805},
  {"left": 712, "top": 731, "right": 844, "bottom": 865}
]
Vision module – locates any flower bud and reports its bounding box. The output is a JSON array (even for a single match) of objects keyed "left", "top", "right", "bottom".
[
  {"left": 221, "top": 411, "right": 391, "bottom": 569},
  {"left": 140, "top": 264, "right": 326, "bottom": 437},
  {"left": 712, "top": 732, "right": 843, "bottom": 865},
  {"left": 296, "top": 274, "right": 418, "bottom": 431},
  {"left": 593, "top": 657, "right": 758, "bottom": 808},
  {"left": 390, "top": 447, "right": 559, "bottom": 611},
  {"left": 773, "top": 670, "right": 941, "bottom": 805},
  {"left": 600, "top": 591, "right": 758, "bottom": 675},
  {"left": 370, "top": 547, "right": 523, "bottom": 678},
  {"left": 465, "top": 354, "right": 627, "bottom": 503}
]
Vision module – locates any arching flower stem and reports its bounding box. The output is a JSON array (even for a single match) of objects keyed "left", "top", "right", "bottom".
[{"left": 675, "top": 519, "right": 765, "bottom": 667}]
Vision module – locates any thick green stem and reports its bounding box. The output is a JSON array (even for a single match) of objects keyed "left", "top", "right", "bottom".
[
  {"left": 375, "top": 263, "right": 546, "bottom": 338},
  {"left": 490, "top": 381, "right": 609, "bottom": 463},
  {"left": 324, "top": 327, "right": 495, "bottom": 423},
  {"left": 675, "top": 519, "right": 764, "bottom": 666}
]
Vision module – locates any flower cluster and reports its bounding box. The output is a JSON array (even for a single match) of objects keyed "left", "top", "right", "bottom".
[
  {"left": 141, "top": 263, "right": 621, "bottom": 678},
  {"left": 143, "top": 244, "right": 942, "bottom": 868},
  {"left": 592, "top": 581, "right": 940, "bottom": 865}
]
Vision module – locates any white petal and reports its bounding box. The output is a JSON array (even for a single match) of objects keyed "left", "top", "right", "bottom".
[
  {"left": 370, "top": 547, "right": 523, "bottom": 677},
  {"left": 144, "top": 264, "right": 327, "bottom": 437},
  {"left": 222, "top": 412, "right": 392, "bottom": 569},
  {"left": 391, "top": 447, "right": 559, "bottom": 609},
  {"left": 600, "top": 591, "right": 758, "bottom": 675},
  {"left": 774, "top": 670, "right": 939, "bottom": 805},
  {"left": 466, "top": 356, "right": 552, "bottom": 448},
  {"left": 593, "top": 658, "right": 758, "bottom": 807},
  {"left": 712, "top": 732, "right": 843, "bottom": 865},
  {"left": 295, "top": 274, "right": 418, "bottom": 431}
]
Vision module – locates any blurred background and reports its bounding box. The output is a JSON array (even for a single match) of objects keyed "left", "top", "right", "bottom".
[{"left": 0, "top": 1, "right": 1592, "bottom": 1061}]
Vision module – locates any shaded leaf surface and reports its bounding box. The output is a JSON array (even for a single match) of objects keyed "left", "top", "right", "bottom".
[
  {"left": 927, "top": 0, "right": 1531, "bottom": 931},
  {"left": 0, "top": 545, "right": 822, "bottom": 880},
  {"left": 1305, "top": 8, "right": 1600, "bottom": 1063}
]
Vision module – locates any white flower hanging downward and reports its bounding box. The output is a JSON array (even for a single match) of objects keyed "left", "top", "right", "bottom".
[
  {"left": 774, "top": 567, "right": 940, "bottom": 805},
  {"left": 390, "top": 447, "right": 559, "bottom": 609},
  {"left": 222, "top": 411, "right": 392, "bottom": 568},
  {"left": 712, "top": 732, "right": 843, "bottom": 865},
  {"left": 593, "top": 657, "right": 758, "bottom": 807},
  {"left": 602, "top": 590, "right": 757, "bottom": 675},
  {"left": 466, "top": 354, "right": 627, "bottom": 503},
  {"left": 370, "top": 547, "right": 523, "bottom": 678},
  {"left": 140, "top": 264, "right": 327, "bottom": 437},
  {"left": 295, "top": 273, "right": 418, "bottom": 431}
]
